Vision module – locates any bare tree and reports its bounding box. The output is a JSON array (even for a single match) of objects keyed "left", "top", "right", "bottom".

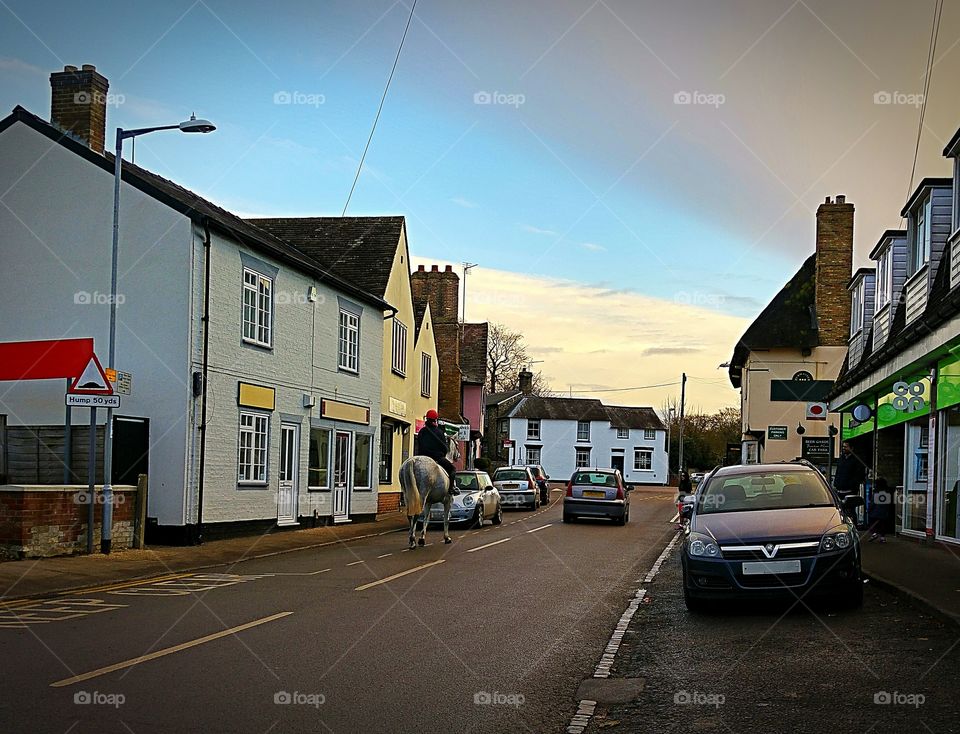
[{"left": 486, "top": 322, "right": 550, "bottom": 394}]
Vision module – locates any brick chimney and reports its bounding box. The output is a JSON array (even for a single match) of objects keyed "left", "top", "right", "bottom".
[
  {"left": 50, "top": 64, "right": 109, "bottom": 153},
  {"left": 410, "top": 264, "right": 460, "bottom": 324},
  {"left": 814, "top": 195, "right": 854, "bottom": 346},
  {"left": 411, "top": 265, "right": 462, "bottom": 419},
  {"left": 518, "top": 370, "right": 534, "bottom": 395}
]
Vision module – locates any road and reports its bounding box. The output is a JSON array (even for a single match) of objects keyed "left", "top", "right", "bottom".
[
  {"left": 0, "top": 487, "right": 676, "bottom": 734},
  {"left": 585, "top": 542, "right": 960, "bottom": 733}
]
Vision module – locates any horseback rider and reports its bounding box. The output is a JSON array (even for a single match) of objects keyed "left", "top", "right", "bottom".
[{"left": 416, "top": 409, "right": 458, "bottom": 494}]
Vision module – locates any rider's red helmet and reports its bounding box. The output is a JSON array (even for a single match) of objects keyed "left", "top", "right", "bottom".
[{"left": 425, "top": 409, "right": 439, "bottom": 420}]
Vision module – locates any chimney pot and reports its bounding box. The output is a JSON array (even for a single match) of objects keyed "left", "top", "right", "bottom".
[
  {"left": 431, "top": 264, "right": 439, "bottom": 271},
  {"left": 81, "top": 64, "right": 96, "bottom": 71},
  {"left": 64, "top": 65, "right": 78, "bottom": 72},
  {"left": 417, "top": 265, "right": 425, "bottom": 271},
  {"left": 836, "top": 195, "right": 845, "bottom": 204},
  {"left": 444, "top": 265, "right": 453, "bottom": 272},
  {"left": 519, "top": 370, "right": 534, "bottom": 394},
  {"left": 825, "top": 197, "right": 831, "bottom": 204}
]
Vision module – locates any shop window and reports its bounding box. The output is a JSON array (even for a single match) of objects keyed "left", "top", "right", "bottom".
[
  {"left": 941, "top": 407, "right": 960, "bottom": 540},
  {"left": 308, "top": 427, "right": 330, "bottom": 489},
  {"left": 379, "top": 424, "right": 393, "bottom": 484},
  {"left": 354, "top": 433, "right": 372, "bottom": 489},
  {"left": 238, "top": 411, "right": 269, "bottom": 483}
]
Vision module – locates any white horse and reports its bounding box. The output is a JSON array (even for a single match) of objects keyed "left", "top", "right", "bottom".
[{"left": 398, "top": 437, "right": 461, "bottom": 549}]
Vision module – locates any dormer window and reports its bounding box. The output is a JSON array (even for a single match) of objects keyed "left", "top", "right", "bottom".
[
  {"left": 876, "top": 247, "right": 891, "bottom": 308},
  {"left": 911, "top": 196, "right": 932, "bottom": 274},
  {"left": 850, "top": 281, "right": 864, "bottom": 337}
]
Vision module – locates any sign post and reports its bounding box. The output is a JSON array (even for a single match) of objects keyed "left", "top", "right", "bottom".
[{"left": 87, "top": 407, "right": 96, "bottom": 555}]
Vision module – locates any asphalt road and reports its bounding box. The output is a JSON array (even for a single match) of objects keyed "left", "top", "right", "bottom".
[
  {"left": 586, "top": 543, "right": 960, "bottom": 733},
  {"left": 0, "top": 487, "right": 676, "bottom": 734}
]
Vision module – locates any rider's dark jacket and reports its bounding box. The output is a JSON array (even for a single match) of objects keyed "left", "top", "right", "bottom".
[{"left": 417, "top": 423, "right": 449, "bottom": 461}]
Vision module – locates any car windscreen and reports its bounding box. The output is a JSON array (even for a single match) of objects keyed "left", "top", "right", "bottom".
[
  {"left": 494, "top": 470, "right": 527, "bottom": 481},
  {"left": 698, "top": 471, "right": 834, "bottom": 514},
  {"left": 456, "top": 474, "right": 479, "bottom": 489},
  {"left": 572, "top": 472, "right": 617, "bottom": 487}
]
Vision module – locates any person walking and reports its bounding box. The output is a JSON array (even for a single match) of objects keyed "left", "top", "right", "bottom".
[
  {"left": 833, "top": 442, "right": 866, "bottom": 499},
  {"left": 867, "top": 476, "right": 892, "bottom": 543}
]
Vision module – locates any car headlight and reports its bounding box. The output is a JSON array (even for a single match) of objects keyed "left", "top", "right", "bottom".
[
  {"left": 820, "top": 525, "right": 852, "bottom": 552},
  {"left": 687, "top": 532, "right": 721, "bottom": 558},
  {"left": 463, "top": 496, "right": 474, "bottom": 506}
]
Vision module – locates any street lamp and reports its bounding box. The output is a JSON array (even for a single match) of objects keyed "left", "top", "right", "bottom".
[{"left": 101, "top": 114, "right": 216, "bottom": 554}]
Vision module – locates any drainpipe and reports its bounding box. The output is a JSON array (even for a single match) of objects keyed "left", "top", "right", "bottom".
[
  {"left": 926, "top": 365, "right": 938, "bottom": 543},
  {"left": 195, "top": 220, "right": 212, "bottom": 545}
]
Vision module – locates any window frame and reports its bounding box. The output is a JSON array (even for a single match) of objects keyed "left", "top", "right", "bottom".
[
  {"left": 633, "top": 447, "right": 653, "bottom": 471},
  {"left": 576, "top": 421, "right": 590, "bottom": 442},
  {"left": 391, "top": 319, "right": 408, "bottom": 376},
  {"left": 643, "top": 428, "right": 656, "bottom": 440},
  {"left": 876, "top": 248, "right": 891, "bottom": 308},
  {"left": 338, "top": 308, "right": 361, "bottom": 374},
  {"left": 420, "top": 353, "right": 432, "bottom": 397},
  {"left": 308, "top": 426, "right": 332, "bottom": 491},
  {"left": 850, "top": 280, "right": 864, "bottom": 337},
  {"left": 353, "top": 432, "right": 374, "bottom": 490},
  {"left": 911, "top": 196, "right": 933, "bottom": 274},
  {"left": 525, "top": 446, "right": 541, "bottom": 466},
  {"left": 238, "top": 410, "right": 270, "bottom": 485},
  {"left": 242, "top": 267, "right": 273, "bottom": 348},
  {"left": 575, "top": 447, "right": 591, "bottom": 468},
  {"left": 378, "top": 424, "right": 393, "bottom": 485},
  {"left": 526, "top": 419, "right": 541, "bottom": 441},
  {"left": 615, "top": 427, "right": 629, "bottom": 440}
]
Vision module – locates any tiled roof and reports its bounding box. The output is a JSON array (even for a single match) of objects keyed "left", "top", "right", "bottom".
[
  {"left": 460, "top": 322, "right": 488, "bottom": 385},
  {"left": 0, "top": 106, "right": 389, "bottom": 309},
  {"left": 248, "top": 216, "right": 405, "bottom": 298},
  {"left": 729, "top": 254, "right": 818, "bottom": 388},
  {"left": 486, "top": 389, "right": 522, "bottom": 406},
  {"left": 604, "top": 405, "right": 665, "bottom": 430},
  {"left": 510, "top": 396, "right": 610, "bottom": 422}
]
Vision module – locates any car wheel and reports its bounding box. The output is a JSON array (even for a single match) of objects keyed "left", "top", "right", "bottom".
[
  {"left": 562, "top": 511, "right": 573, "bottom": 523},
  {"left": 842, "top": 581, "right": 864, "bottom": 609},
  {"left": 473, "top": 505, "right": 484, "bottom": 529},
  {"left": 683, "top": 584, "right": 709, "bottom": 613},
  {"left": 491, "top": 503, "right": 503, "bottom": 525}
]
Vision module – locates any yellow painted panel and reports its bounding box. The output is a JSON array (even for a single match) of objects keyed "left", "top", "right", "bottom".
[
  {"left": 238, "top": 383, "right": 275, "bottom": 410},
  {"left": 322, "top": 399, "right": 369, "bottom": 425}
]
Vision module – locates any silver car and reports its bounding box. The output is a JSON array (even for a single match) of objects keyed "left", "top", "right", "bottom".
[
  {"left": 492, "top": 466, "right": 540, "bottom": 510},
  {"left": 429, "top": 471, "right": 503, "bottom": 527}
]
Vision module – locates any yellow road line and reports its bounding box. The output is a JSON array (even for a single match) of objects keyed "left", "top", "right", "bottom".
[
  {"left": 465, "top": 538, "right": 512, "bottom": 553},
  {"left": 50, "top": 611, "right": 293, "bottom": 687},
  {"left": 354, "top": 560, "right": 445, "bottom": 591}
]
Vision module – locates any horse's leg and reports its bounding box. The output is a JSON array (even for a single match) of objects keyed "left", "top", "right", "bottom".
[
  {"left": 408, "top": 514, "right": 417, "bottom": 549},
  {"left": 443, "top": 494, "right": 452, "bottom": 544},
  {"left": 417, "top": 496, "right": 428, "bottom": 546}
]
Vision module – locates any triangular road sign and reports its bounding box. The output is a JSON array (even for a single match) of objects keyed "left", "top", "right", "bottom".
[{"left": 69, "top": 354, "right": 114, "bottom": 395}]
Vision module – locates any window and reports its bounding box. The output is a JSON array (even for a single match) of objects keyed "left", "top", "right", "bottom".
[
  {"left": 421, "top": 353, "right": 432, "bottom": 397},
  {"left": 634, "top": 448, "right": 653, "bottom": 471},
  {"left": 379, "top": 425, "right": 393, "bottom": 484},
  {"left": 354, "top": 433, "right": 372, "bottom": 489},
  {"left": 526, "top": 446, "right": 541, "bottom": 465},
  {"left": 242, "top": 268, "right": 273, "bottom": 347},
  {"left": 391, "top": 320, "right": 408, "bottom": 376},
  {"left": 238, "top": 412, "right": 269, "bottom": 483},
  {"left": 527, "top": 419, "right": 541, "bottom": 440},
  {"left": 644, "top": 429, "right": 656, "bottom": 440},
  {"left": 577, "top": 421, "right": 590, "bottom": 441},
  {"left": 575, "top": 447, "right": 591, "bottom": 468},
  {"left": 338, "top": 309, "right": 360, "bottom": 373},
  {"left": 850, "top": 281, "right": 864, "bottom": 336},
  {"left": 498, "top": 418, "right": 509, "bottom": 434},
  {"left": 911, "top": 196, "right": 932, "bottom": 274},
  {"left": 308, "top": 427, "right": 331, "bottom": 489},
  {"left": 616, "top": 427, "right": 629, "bottom": 439},
  {"left": 876, "top": 248, "right": 891, "bottom": 308}
]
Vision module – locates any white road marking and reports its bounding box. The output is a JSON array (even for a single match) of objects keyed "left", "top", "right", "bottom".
[
  {"left": 347, "top": 561, "right": 364, "bottom": 566},
  {"left": 377, "top": 553, "right": 392, "bottom": 559},
  {"left": 670, "top": 513, "right": 679, "bottom": 523},
  {"left": 525, "top": 524, "right": 553, "bottom": 534},
  {"left": 466, "top": 538, "right": 512, "bottom": 553},
  {"left": 50, "top": 612, "right": 293, "bottom": 687},
  {"left": 262, "top": 568, "right": 330, "bottom": 576},
  {"left": 354, "top": 560, "right": 446, "bottom": 591}
]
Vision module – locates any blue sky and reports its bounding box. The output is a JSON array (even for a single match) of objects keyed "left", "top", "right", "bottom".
[{"left": 2, "top": 0, "right": 959, "bottom": 409}]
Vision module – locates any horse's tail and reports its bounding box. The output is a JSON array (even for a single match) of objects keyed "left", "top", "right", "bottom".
[{"left": 399, "top": 459, "right": 422, "bottom": 518}]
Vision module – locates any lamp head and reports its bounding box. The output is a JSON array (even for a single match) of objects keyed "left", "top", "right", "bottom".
[{"left": 179, "top": 114, "right": 216, "bottom": 134}]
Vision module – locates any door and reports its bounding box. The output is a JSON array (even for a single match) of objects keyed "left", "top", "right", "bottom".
[
  {"left": 332, "top": 431, "right": 351, "bottom": 522},
  {"left": 610, "top": 455, "right": 624, "bottom": 476},
  {"left": 277, "top": 423, "right": 300, "bottom": 526},
  {"left": 112, "top": 416, "right": 149, "bottom": 485}
]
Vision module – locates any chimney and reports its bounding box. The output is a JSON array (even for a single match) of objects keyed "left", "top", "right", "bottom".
[
  {"left": 815, "top": 195, "right": 854, "bottom": 346},
  {"left": 518, "top": 370, "right": 534, "bottom": 395},
  {"left": 50, "top": 64, "right": 109, "bottom": 152},
  {"left": 410, "top": 264, "right": 460, "bottom": 325}
]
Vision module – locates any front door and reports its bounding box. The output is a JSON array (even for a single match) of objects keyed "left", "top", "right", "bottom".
[
  {"left": 277, "top": 423, "right": 299, "bottom": 526},
  {"left": 611, "top": 455, "right": 625, "bottom": 475},
  {"left": 112, "top": 416, "right": 149, "bottom": 485},
  {"left": 332, "top": 431, "right": 351, "bottom": 522}
]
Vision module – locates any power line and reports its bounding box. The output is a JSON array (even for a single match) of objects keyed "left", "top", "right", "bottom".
[
  {"left": 567, "top": 380, "right": 681, "bottom": 394},
  {"left": 905, "top": 0, "right": 944, "bottom": 207},
  {"left": 342, "top": 0, "right": 418, "bottom": 216}
]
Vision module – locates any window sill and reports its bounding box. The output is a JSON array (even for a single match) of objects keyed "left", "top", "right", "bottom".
[
  {"left": 237, "top": 482, "right": 268, "bottom": 488},
  {"left": 241, "top": 338, "right": 273, "bottom": 351},
  {"left": 847, "top": 327, "right": 863, "bottom": 343},
  {"left": 338, "top": 367, "right": 360, "bottom": 377},
  {"left": 905, "top": 263, "right": 929, "bottom": 289},
  {"left": 308, "top": 487, "right": 331, "bottom": 492},
  {"left": 392, "top": 369, "right": 406, "bottom": 378}
]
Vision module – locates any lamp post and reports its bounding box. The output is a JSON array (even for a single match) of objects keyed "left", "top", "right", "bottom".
[
  {"left": 101, "top": 115, "right": 215, "bottom": 553},
  {"left": 666, "top": 406, "right": 676, "bottom": 480}
]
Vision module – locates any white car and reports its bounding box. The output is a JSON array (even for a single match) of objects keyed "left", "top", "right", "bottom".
[
  {"left": 492, "top": 466, "right": 540, "bottom": 510},
  {"left": 429, "top": 470, "right": 503, "bottom": 527}
]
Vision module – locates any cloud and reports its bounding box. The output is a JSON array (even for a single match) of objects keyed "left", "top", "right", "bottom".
[
  {"left": 580, "top": 242, "right": 606, "bottom": 252},
  {"left": 451, "top": 196, "right": 479, "bottom": 208},
  {"left": 641, "top": 346, "right": 703, "bottom": 356},
  {"left": 0, "top": 57, "right": 46, "bottom": 78},
  {"left": 521, "top": 224, "right": 558, "bottom": 236}
]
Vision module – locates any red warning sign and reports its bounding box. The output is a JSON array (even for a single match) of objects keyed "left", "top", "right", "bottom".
[{"left": 68, "top": 354, "right": 114, "bottom": 395}]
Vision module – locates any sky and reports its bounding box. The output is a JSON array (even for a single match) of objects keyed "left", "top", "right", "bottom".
[{"left": 2, "top": 0, "right": 959, "bottom": 413}]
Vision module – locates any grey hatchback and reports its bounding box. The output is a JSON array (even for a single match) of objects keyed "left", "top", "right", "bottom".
[{"left": 562, "top": 468, "right": 630, "bottom": 525}]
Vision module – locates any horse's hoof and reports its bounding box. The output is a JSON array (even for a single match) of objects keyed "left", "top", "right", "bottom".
[
  {"left": 417, "top": 538, "right": 425, "bottom": 546},
  {"left": 444, "top": 537, "right": 452, "bottom": 544}
]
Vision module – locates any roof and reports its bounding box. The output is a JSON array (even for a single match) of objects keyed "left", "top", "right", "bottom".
[
  {"left": 0, "top": 106, "right": 390, "bottom": 310},
  {"left": 868, "top": 229, "right": 906, "bottom": 260},
  {"left": 847, "top": 267, "right": 876, "bottom": 289},
  {"left": 604, "top": 405, "right": 665, "bottom": 430},
  {"left": 510, "top": 396, "right": 611, "bottom": 422},
  {"left": 460, "top": 322, "right": 488, "bottom": 385},
  {"left": 248, "top": 216, "right": 405, "bottom": 298},
  {"left": 486, "top": 389, "right": 522, "bottom": 406},
  {"left": 729, "top": 254, "right": 818, "bottom": 388},
  {"left": 943, "top": 125, "right": 960, "bottom": 158},
  {"left": 412, "top": 299, "right": 429, "bottom": 340},
  {"left": 900, "top": 177, "right": 953, "bottom": 217}
]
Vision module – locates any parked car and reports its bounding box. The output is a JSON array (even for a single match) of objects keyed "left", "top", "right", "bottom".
[
  {"left": 492, "top": 466, "right": 540, "bottom": 510},
  {"left": 429, "top": 471, "right": 502, "bottom": 527},
  {"left": 526, "top": 464, "right": 551, "bottom": 505},
  {"left": 691, "top": 472, "right": 706, "bottom": 486},
  {"left": 680, "top": 462, "right": 864, "bottom": 612},
  {"left": 563, "top": 468, "right": 630, "bottom": 525}
]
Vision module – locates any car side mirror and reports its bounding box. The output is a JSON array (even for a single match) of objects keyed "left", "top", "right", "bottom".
[
  {"left": 842, "top": 495, "right": 864, "bottom": 513},
  {"left": 680, "top": 504, "right": 694, "bottom": 519},
  {"left": 624, "top": 483, "right": 634, "bottom": 491}
]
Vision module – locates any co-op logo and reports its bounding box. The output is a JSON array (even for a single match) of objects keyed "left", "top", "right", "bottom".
[{"left": 891, "top": 381, "right": 925, "bottom": 413}]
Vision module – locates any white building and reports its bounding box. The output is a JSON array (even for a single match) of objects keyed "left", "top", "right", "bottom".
[
  {"left": 0, "top": 66, "right": 390, "bottom": 543},
  {"left": 501, "top": 396, "right": 668, "bottom": 485}
]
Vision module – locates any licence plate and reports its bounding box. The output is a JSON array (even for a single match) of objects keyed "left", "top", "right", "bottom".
[
  {"left": 582, "top": 490, "right": 606, "bottom": 499},
  {"left": 742, "top": 560, "right": 802, "bottom": 575}
]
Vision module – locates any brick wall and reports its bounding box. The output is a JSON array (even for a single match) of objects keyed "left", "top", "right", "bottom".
[
  {"left": 377, "top": 492, "right": 401, "bottom": 514},
  {"left": 411, "top": 265, "right": 463, "bottom": 421},
  {"left": 815, "top": 196, "right": 855, "bottom": 346},
  {"left": 49, "top": 64, "right": 109, "bottom": 153},
  {"left": 0, "top": 486, "right": 137, "bottom": 560}
]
